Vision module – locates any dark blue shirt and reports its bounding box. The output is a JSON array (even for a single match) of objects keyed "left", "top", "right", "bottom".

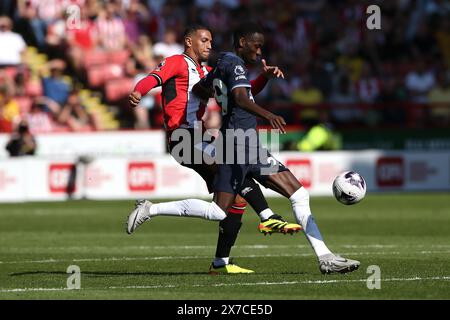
[
  {"left": 42, "top": 77, "right": 70, "bottom": 106},
  {"left": 203, "top": 52, "right": 257, "bottom": 132}
]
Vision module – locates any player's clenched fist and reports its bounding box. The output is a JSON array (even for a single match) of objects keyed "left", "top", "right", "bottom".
[{"left": 129, "top": 91, "right": 142, "bottom": 107}]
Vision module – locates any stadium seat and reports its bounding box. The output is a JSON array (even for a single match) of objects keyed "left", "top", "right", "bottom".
[
  {"left": 87, "top": 64, "right": 124, "bottom": 88},
  {"left": 108, "top": 50, "right": 130, "bottom": 65},
  {"left": 105, "top": 77, "right": 134, "bottom": 102},
  {"left": 87, "top": 65, "right": 105, "bottom": 87},
  {"left": 104, "top": 64, "right": 124, "bottom": 80},
  {"left": 83, "top": 51, "right": 109, "bottom": 68},
  {"left": 51, "top": 125, "right": 71, "bottom": 133}
]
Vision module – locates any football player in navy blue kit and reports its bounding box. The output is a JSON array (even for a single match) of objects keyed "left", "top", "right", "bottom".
[{"left": 128, "top": 23, "right": 360, "bottom": 274}]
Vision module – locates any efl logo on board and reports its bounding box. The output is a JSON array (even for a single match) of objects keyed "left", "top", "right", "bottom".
[
  {"left": 128, "top": 162, "right": 156, "bottom": 192},
  {"left": 376, "top": 157, "right": 404, "bottom": 187},
  {"left": 285, "top": 159, "right": 312, "bottom": 188},
  {"left": 49, "top": 164, "right": 76, "bottom": 193}
]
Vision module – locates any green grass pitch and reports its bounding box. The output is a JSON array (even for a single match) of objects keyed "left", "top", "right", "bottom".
[{"left": 0, "top": 193, "right": 449, "bottom": 300}]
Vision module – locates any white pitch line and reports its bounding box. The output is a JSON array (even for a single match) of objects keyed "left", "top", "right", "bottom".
[
  {"left": 191, "top": 276, "right": 450, "bottom": 288},
  {"left": 0, "top": 255, "right": 210, "bottom": 265},
  {"left": 1, "top": 250, "right": 450, "bottom": 265},
  {"left": 1, "top": 276, "right": 450, "bottom": 293},
  {"left": 0, "top": 287, "right": 70, "bottom": 293},
  {"left": 0, "top": 243, "right": 450, "bottom": 252},
  {"left": 0, "top": 244, "right": 311, "bottom": 251},
  {"left": 2, "top": 244, "right": 450, "bottom": 252}
]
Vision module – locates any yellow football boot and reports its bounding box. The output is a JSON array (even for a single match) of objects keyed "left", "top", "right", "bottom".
[
  {"left": 258, "top": 214, "right": 302, "bottom": 235},
  {"left": 208, "top": 263, "right": 255, "bottom": 275}
]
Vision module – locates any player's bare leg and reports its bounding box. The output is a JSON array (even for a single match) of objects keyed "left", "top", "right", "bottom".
[
  {"left": 263, "top": 171, "right": 360, "bottom": 274},
  {"left": 213, "top": 191, "right": 236, "bottom": 213}
]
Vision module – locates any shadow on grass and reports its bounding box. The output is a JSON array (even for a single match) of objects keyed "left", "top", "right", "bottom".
[
  {"left": 10, "top": 270, "right": 309, "bottom": 277},
  {"left": 10, "top": 271, "right": 207, "bottom": 277}
]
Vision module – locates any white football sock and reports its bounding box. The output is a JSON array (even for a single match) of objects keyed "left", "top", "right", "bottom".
[
  {"left": 259, "top": 208, "right": 275, "bottom": 221},
  {"left": 290, "top": 187, "right": 332, "bottom": 258},
  {"left": 149, "top": 199, "right": 226, "bottom": 221}
]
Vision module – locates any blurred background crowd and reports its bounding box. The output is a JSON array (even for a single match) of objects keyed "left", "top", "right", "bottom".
[{"left": 0, "top": 0, "right": 449, "bottom": 142}]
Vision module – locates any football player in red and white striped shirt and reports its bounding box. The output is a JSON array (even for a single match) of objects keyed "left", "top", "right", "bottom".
[
  {"left": 95, "top": 1, "right": 126, "bottom": 51},
  {"left": 127, "top": 25, "right": 300, "bottom": 274}
]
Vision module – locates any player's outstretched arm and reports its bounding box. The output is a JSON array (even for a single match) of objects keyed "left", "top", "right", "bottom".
[
  {"left": 232, "top": 87, "right": 286, "bottom": 133},
  {"left": 129, "top": 91, "right": 142, "bottom": 107},
  {"left": 251, "top": 59, "right": 284, "bottom": 96},
  {"left": 129, "top": 75, "right": 159, "bottom": 107}
]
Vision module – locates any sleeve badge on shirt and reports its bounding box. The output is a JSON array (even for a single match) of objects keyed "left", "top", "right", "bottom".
[
  {"left": 155, "top": 60, "right": 166, "bottom": 71},
  {"left": 234, "top": 65, "right": 245, "bottom": 76}
]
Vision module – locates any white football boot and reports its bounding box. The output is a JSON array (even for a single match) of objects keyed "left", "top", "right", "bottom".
[
  {"left": 126, "top": 200, "right": 153, "bottom": 234},
  {"left": 319, "top": 253, "right": 360, "bottom": 274}
]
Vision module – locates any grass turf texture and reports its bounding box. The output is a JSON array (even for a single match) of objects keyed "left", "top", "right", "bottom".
[{"left": 0, "top": 193, "right": 449, "bottom": 300}]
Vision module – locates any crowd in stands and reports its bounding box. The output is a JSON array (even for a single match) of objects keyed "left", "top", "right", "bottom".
[{"left": 0, "top": 0, "right": 449, "bottom": 134}]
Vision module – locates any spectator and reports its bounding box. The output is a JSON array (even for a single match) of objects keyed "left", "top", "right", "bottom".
[
  {"left": 14, "top": 66, "right": 42, "bottom": 97},
  {"left": 291, "top": 75, "right": 324, "bottom": 105},
  {"left": 435, "top": 18, "right": 450, "bottom": 67},
  {"left": 405, "top": 60, "right": 436, "bottom": 103},
  {"left": 42, "top": 59, "right": 71, "bottom": 106},
  {"left": 355, "top": 63, "right": 380, "bottom": 103},
  {"left": 428, "top": 70, "right": 450, "bottom": 124},
  {"left": 203, "top": 1, "right": 229, "bottom": 33},
  {"left": 0, "top": 0, "right": 16, "bottom": 17},
  {"left": 378, "top": 75, "right": 408, "bottom": 103},
  {"left": 0, "top": 85, "right": 20, "bottom": 132},
  {"left": 95, "top": 1, "right": 126, "bottom": 51},
  {"left": 14, "top": 69, "right": 27, "bottom": 96},
  {"left": 57, "top": 91, "right": 99, "bottom": 131},
  {"left": 377, "top": 74, "right": 408, "bottom": 125},
  {"left": 45, "top": 16, "right": 67, "bottom": 60},
  {"left": 310, "top": 60, "right": 333, "bottom": 99},
  {"left": 291, "top": 75, "right": 324, "bottom": 125},
  {"left": 66, "top": 6, "right": 98, "bottom": 73},
  {"left": 297, "top": 121, "right": 342, "bottom": 151},
  {"left": 0, "top": 68, "right": 16, "bottom": 96},
  {"left": 196, "top": 0, "right": 240, "bottom": 9},
  {"left": 411, "top": 21, "right": 438, "bottom": 58},
  {"left": 16, "top": 0, "right": 47, "bottom": 50},
  {"left": 5, "top": 120, "right": 36, "bottom": 156},
  {"left": 0, "top": 16, "right": 26, "bottom": 67},
  {"left": 132, "top": 35, "right": 156, "bottom": 70},
  {"left": 26, "top": 96, "right": 59, "bottom": 134},
  {"left": 122, "top": 0, "right": 150, "bottom": 46},
  {"left": 85, "top": 0, "right": 102, "bottom": 19},
  {"left": 297, "top": 112, "right": 342, "bottom": 151},
  {"left": 265, "top": 82, "right": 289, "bottom": 104},
  {"left": 153, "top": 29, "right": 183, "bottom": 59},
  {"left": 2, "top": 1, "right": 449, "bottom": 131},
  {"left": 429, "top": 70, "right": 450, "bottom": 103},
  {"left": 330, "top": 75, "right": 356, "bottom": 104},
  {"left": 336, "top": 44, "right": 364, "bottom": 82},
  {"left": 329, "top": 74, "right": 362, "bottom": 125}
]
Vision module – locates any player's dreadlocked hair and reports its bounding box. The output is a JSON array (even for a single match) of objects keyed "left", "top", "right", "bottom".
[
  {"left": 233, "top": 22, "right": 264, "bottom": 48},
  {"left": 184, "top": 24, "right": 210, "bottom": 38}
]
